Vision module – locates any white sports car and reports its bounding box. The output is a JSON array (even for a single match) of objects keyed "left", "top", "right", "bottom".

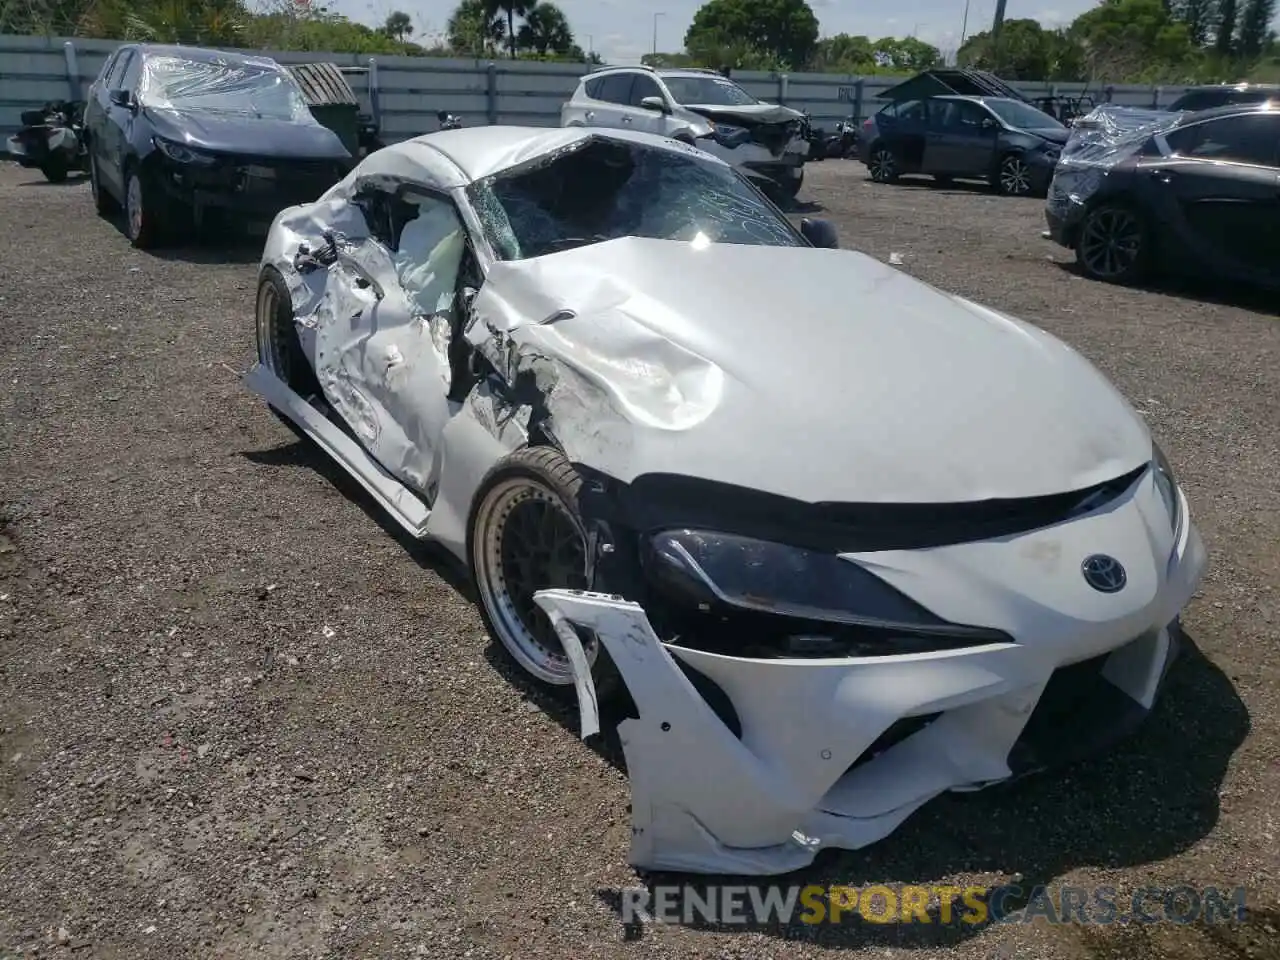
[{"left": 245, "top": 125, "right": 1207, "bottom": 876}]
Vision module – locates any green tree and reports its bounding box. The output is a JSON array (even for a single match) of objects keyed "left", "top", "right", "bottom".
[
  {"left": 1235, "top": 0, "right": 1276, "bottom": 57},
  {"left": 871, "top": 36, "right": 942, "bottom": 71},
  {"left": 957, "top": 19, "right": 1086, "bottom": 79},
  {"left": 1215, "top": 0, "right": 1239, "bottom": 54},
  {"left": 383, "top": 9, "right": 412, "bottom": 41},
  {"left": 684, "top": 0, "right": 820, "bottom": 69},
  {"left": 447, "top": 0, "right": 506, "bottom": 55},
  {"left": 1170, "top": 0, "right": 1215, "bottom": 44},
  {"left": 1070, "top": 0, "right": 1199, "bottom": 80},
  {"left": 517, "top": 1, "right": 573, "bottom": 55},
  {"left": 810, "top": 33, "right": 876, "bottom": 72},
  {"left": 484, "top": 0, "right": 533, "bottom": 58}
]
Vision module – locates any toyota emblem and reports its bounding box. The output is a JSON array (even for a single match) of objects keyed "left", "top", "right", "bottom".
[{"left": 1081, "top": 554, "right": 1127, "bottom": 593}]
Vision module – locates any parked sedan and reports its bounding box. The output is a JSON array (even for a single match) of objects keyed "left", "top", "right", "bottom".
[
  {"left": 245, "top": 124, "right": 1205, "bottom": 877},
  {"left": 84, "top": 43, "right": 353, "bottom": 249},
  {"left": 860, "top": 94, "right": 1068, "bottom": 195},
  {"left": 1046, "top": 102, "right": 1280, "bottom": 288}
]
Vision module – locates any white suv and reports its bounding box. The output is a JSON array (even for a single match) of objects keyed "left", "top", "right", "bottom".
[{"left": 560, "top": 66, "right": 810, "bottom": 200}]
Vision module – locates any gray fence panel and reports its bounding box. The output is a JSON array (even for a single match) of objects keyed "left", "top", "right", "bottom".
[{"left": 1, "top": 32, "right": 1192, "bottom": 145}]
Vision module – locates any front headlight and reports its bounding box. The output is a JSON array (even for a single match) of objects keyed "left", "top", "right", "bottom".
[
  {"left": 1151, "top": 441, "right": 1183, "bottom": 538},
  {"left": 154, "top": 137, "right": 216, "bottom": 165},
  {"left": 709, "top": 122, "right": 750, "bottom": 147},
  {"left": 647, "top": 529, "right": 944, "bottom": 628}
]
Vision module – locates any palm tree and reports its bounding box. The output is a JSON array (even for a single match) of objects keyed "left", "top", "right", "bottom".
[
  {"left": 383, "top": 9, "right": 412, "bottom": 42},
  {"left": 484, "top": 0, "right": 533, "bottom": 59},
  {"left": 447, "top": 0, "right": 506, "bottom": 55},
  {"left": 516, "top": 1, "right": 573, "bottom": 55}
]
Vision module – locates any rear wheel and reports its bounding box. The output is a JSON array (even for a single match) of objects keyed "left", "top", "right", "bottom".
[
  {"left": 995, "top": 153, "right": 1033, "bottom": 196},
  {"left": 40, "top": 154, "right": 68, "bottom": 183},
  {"left": 255, "top": 266, "right": 323, "bottom": 432},
  {"left": 89, "top": 153, "right": 119, "bottom": 216},
  {"left": 868, "top": 145, "right": 898, "bottom": 183},
  {"left": 468, "top": 446, "right": 620, "bottom": 699},
  {"left": 1075, "top": 204, "right": 1150, "bottom": 285}
]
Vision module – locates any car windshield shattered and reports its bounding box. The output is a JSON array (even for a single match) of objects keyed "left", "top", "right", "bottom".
[
  {"left": 986, "top": 98, "right": 1065, "bottom": 130},
  {"left": 139, "top": 57, "right": 315, "bottom": 123},
  {"left": 467, "top": 136, "right": 805, "bottom": 259},
  {"left": 661, "top": 76, "right": 758, "bottom": 106}
]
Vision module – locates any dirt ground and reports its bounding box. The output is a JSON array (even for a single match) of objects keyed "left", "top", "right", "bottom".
[{"left": 0, "top": 157, "right": 1277, "bottom": 960}]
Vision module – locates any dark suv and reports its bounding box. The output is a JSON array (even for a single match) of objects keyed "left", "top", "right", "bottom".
[
  {"left": 858, "top": 95, "right": 1068, "bottom": 196},
  {"left": 84, "top": 44, "right": 353, "bottom": 249}
]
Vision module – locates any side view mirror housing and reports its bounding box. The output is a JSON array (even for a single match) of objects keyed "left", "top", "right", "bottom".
[
  {"left": 980, "top": 117, "right": 998, "bottom": 131},
  {"left": 639, "top": 95, "right": 668, "bottom": 113},
  {"left": 800, "top": 217, "right": 839, "bottom": 249},
  {"left": 109, "top": 89, "right": 135, "bottom": 110}
]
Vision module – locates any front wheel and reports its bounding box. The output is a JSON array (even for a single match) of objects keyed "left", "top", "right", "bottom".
[
  {"left": 995, "top": 153, "right": 1033, "bottom": 196},
  {"left": 468, "top": 446, "right": 619, "bottom": 698},
  {"left": 1075, "top": 204, "right": 1150, "bottom": 285},
  {"left": 124, "top": 167, "right": 175, "bottom": 249}
]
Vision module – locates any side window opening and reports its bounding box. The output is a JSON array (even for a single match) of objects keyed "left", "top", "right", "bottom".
[
  {"left": 629, "top": 75, "right": 663, "bottom": 107},
  {"left": 118, "top": 53, "right": 143, "bottom": 92},
  {"left": 597, "top": 73, "right": 635, "bottom": 105},
  {"left": 1166, "top": 114, "right": 1279, "bottom": 167}
]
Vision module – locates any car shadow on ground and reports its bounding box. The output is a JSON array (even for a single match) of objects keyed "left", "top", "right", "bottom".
[
  {"left": 239, "top": 437, "right": 473, "bottom": 598},
  {"left": 590, "top": 633, "right": 1252, "bottom": 951},
  {"left": 100, "top": 212, "right": 265, "bottom": 264},
  {"left": 1051, "top": 261, "right": 1280, "bottom": 316}
]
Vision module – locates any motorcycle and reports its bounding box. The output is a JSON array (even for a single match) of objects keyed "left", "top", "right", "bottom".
[
  {"left": 437, "top": 110, "right": 463, "bottom": 131},
  {"left": 6, "top": 100, "right": 89, "bottom": 183},
  {"left": 797, "top": 112, "right": 860, "bottom": 161}
]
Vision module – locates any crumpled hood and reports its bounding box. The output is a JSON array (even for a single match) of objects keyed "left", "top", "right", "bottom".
[
  {"left": 473, "top": 237, "right": 1151, "bottom": 504},
  {"left": 145, "top": 107, "right": 350, "bottom": 160},
  {"left": 685, "top": 102, "right": 803, "bottom": 125}
]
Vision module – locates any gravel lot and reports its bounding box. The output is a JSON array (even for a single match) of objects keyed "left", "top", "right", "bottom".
[{"left": 1, "top": 157, "right": 1277, "bottom": 960}]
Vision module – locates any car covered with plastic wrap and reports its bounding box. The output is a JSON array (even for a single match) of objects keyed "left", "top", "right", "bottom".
[
  {"left": 1046, "top": 101, "right": 1280, "bottom": 287},
  {"left": 245, "top": 124, "right": 1207, "bottom": 875},
  {"left": 84, "top": 44, "right": 354, "bottom": 248}
]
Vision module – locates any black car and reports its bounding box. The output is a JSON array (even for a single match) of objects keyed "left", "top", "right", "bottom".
[
  {"left": 858, "top": 95, "right": 1068, "bottom": 196},
  {"left": 1166, "top": 83, "right": 1279, "bottom": 112},
  {"left": 1045, "top": 103, "right": 1280, "bottom": 289},
  {"left": 84, "top": 44, "right": 354, "bottom": 249}
]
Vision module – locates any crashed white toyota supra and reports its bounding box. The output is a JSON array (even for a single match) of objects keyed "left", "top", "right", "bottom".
[{"left": 245, "top": 125, "right": 1207, "bottom": 875}]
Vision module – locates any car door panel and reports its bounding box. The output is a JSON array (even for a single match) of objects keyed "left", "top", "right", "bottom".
[
  {"left": 589, "top": 74, "right": 635, "bottom": 130},
  {"left": 1142, "top": 159, "right": 1278, "bottom": 281},
  {"left": 924, "top": 101, "right": 997, "bottom": 176},
  {"left": 312, "top": 191, "right": 470, "bottom": 497},
  {"left": 880, "top": 100, "right": 928, "bottom": 172},
  {"left": 626, "top": 74, "right": 668, "bottom": 135},
  {"left": 102, "top": 51, "right": 141, "bottom": 193}
]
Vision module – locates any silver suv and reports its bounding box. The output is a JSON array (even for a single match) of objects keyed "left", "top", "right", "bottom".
[{"left": 560, "top": 66, "right": 810, "bottom": 200}]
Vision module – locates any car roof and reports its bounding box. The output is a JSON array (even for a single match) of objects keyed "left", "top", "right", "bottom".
[
  {"left": 355, "top": 124, "right": 729, "bottom": 189},
  {"left": 1178, "top": 82, "right": 1280, "bottom": 92},
  {"left": 1172, "top": 101, "right": 1280, "bottom": 125},
  {"left": 123, "top": 43, "right": 282, "bottom": 69}
]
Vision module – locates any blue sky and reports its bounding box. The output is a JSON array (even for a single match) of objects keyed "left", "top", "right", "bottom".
[{"left": 324, "top": 0, "right": 1108, "bottom": 64}]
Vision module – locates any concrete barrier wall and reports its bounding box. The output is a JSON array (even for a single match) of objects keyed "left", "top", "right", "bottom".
[{"left": 1, "top": 31, "right": 1190, "bottom": 140}]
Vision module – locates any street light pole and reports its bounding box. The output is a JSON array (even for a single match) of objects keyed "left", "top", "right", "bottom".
[{"left": 652, "top": 12, "right": 665, "bottom": 57}]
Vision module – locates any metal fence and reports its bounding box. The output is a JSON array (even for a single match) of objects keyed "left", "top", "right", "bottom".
[{"left": 1, "top": 31, "right": 1202, "bottom": 141}]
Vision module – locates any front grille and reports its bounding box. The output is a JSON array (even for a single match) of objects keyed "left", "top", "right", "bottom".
[{"left": 750, "top": 121, "right": 797, "bottom": 153}]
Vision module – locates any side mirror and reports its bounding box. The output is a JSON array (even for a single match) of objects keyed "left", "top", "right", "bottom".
[
  {"left": 109, "top": 89, "right": 134, "bottom": 110},
  {"left": 980, "top": 117, "right": 998, "bottom": 131},
  {"left": 639, "top": 95, "right": 668, "bottom": 113},
  {"left": 800, "top": 217, "right": 839, "bottom": 249}
]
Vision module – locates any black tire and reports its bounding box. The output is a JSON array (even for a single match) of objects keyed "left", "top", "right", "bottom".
[
  {"left": 995, "top": 153, "right": 1034, "bottom": 196},
  {"left": 255, "top": 265, "right": 323, "bottom": 433},
  {"left": 467, "top": 445, "right": 621, "bottom": 701},
  {"left": 40, "top": 154, "right": 68, "bottom": 183},
  {"left": 89, "top": 153, "right": 119, "bottom": 216},
  {"left": 933, "top": 174, "right": 954, "bottom": 186},
  {"left": 1074, "top": 203, "right": 1151, "bottom": 285},
  {"left": 778, "top": 168, "right": 804, "bottom": 200},
  {"left": 123, "top": 164, "right": 172, "bottom": 249},
  {"left": 867, "top": 143, "right": 898, "bottom": 183}
]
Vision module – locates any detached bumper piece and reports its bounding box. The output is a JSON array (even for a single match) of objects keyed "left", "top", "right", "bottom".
[{"left": 532, "top": 516, "right": 1201, "bottom": 876}]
